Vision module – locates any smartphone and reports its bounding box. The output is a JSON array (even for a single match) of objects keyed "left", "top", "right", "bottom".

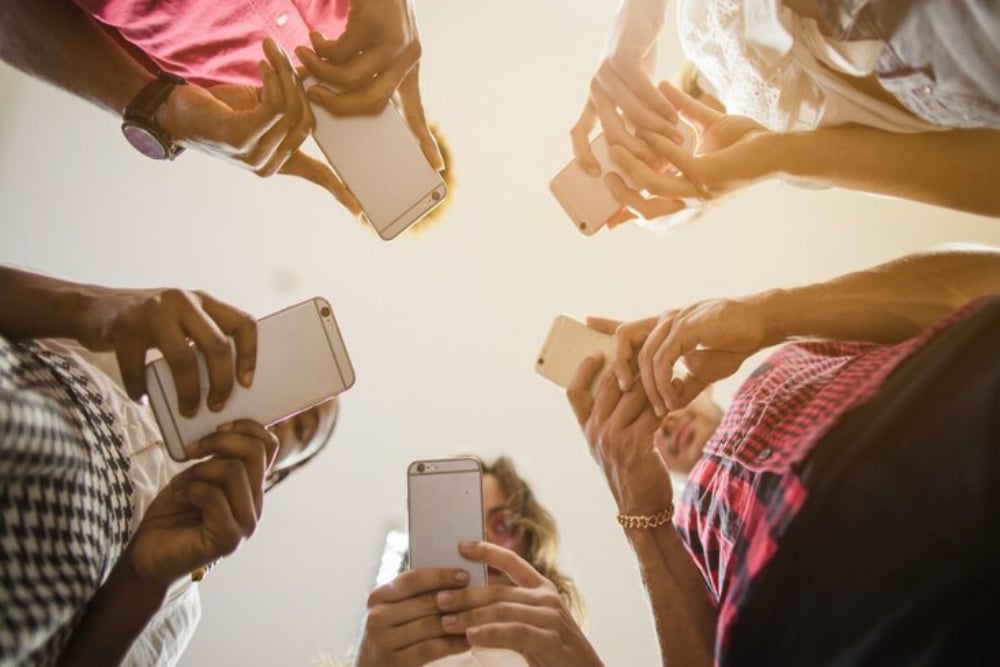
[
  {"left": 549, "top": 123, "right": 695, "bottom": 236},
  {"left": 145, "top": 297, "right": 355, "bottom": 461},
  {"left": 308, "top": 80, "right": 447, "bottom": 241},
  {"left": 407, "top": 457, "right": 487, "bottom": 588},
  {"left": 535, "top": 314, "right": 617, "bottom": 391}
]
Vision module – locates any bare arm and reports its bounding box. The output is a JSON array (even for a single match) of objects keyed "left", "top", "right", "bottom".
[
  {"left": 609, "top": 82, "right": 1000, "bottom": 219},
  {"left": 611, "top": 245, "right": 1000, "bottom": 412},
  {"left": 0, "top": 0, "right": 153, "bottom": 114}
]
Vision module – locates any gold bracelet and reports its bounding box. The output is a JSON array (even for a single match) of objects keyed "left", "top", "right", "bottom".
[
  {"left": 617, "top": 504, "right": 674, "bottom": 530},
  {"left": 190, "top": 560, "right": 219, "bottom": 582}
]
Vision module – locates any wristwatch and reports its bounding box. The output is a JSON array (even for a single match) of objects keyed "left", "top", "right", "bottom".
[{"left": 121, "top": 71, "right": 186, "bottom": 160}]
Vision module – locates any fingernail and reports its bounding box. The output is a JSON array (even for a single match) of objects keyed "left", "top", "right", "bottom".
[
  {"left": 454, "top": 570, "right": 469, "bottom": 583},
  {"left": 586, "top": 165, "right": 600, "bottom": 177},
  {"left": 458, "top": 540, "right": 478, "bottom": 551},
  {"left": 217, "top": 422, "right": 234, "bottom": 432},
  {"left": 239, "top": 370, "right": 254, "bottom": 387},
  {"left": 209, "top": 399, "right": 224, "bottom": 412},
  {"left": 653, "top": 405, "right": 664, "bottom": 418},
  {"left": 294, "top": 46, "right": 308, "bottom": 60},
  {"left": 442, "top": 614, "right": 457, "bottom": 627},
  {"left": 467, "top": 627, "right": 481, "bottom": 640},
  {"left": 438, "top": 591, "right": 455, "bottom": 607}
]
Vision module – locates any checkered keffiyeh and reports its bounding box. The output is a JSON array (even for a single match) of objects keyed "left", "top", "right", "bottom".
[{"left": 0, "top": 335, "right": 134, "bottom": 665}]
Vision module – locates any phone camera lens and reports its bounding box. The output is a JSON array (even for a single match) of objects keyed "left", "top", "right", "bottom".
[
  {"left": 417, "top": 463, "right": 426, "bottom": 473},
  {"left": 432, "top": 191, "right": 442, "bottom": 202},
  {"left": 320, "top": 306, "right": 331, "bottom": 318},
  {"left": 537, "top": 358, "right": 544, "bottom": 366}
]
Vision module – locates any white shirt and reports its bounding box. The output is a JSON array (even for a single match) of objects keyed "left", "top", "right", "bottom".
[
  {"left": 426, "top": 648, "right": 530, "bottom": 667},
  {"left": 677, "top": 0, "right": 944, "bottom": 132},
  {"left": 36, "top": 340, "right": 201, "bottom": 667}
]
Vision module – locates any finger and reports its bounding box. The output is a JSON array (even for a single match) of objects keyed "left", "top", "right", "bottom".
[
  {"left": 606, "top": 207, "right": 637, "bottom": 229},
  {"left": 174, "top": 457, "right": 258, "bottom": 534},
  {"left": 635, "top": 129, "right": 699, "bottom": 182},
  {"left": 197, "top": 293, "right": 256, "bottom": 389},
  {"left": 307, "top": 41, "right": 418, "bottom": 116},
  {"left": 608, "top": 145, "right": 701, "bottom": 200},
  {"left": 280, "top": 151, "right": 363, "bottom": 217},
  {"left": 172, "top": 305, "right": 235, "bottom": 415},
  {"left": 117, "top": 338, "right": 150, "bottom": 401},
  {"left": 657, "top": 80, "right": 718, "bottom": 131},
  {"left": 565, "top": 352, "right": 603, "bottom": 425},
  {"left": 179, "top": 480, "right": 244, "bottom": 559},
  {"left": 652, "top": 324, "right": 700, "bottom": 412},
  {"left": 611, "top": 317, "right": 657, "bottom": 392},
  {"left": 190, "top": 420, "right": 278, "bottom": 513},
  {"left": 569, "top": 102, "right": 600, "bottom": 176},
  {"left": 396, "top": 65, "right": 444, "bottom": 171},
  {"left": 309, "top": 28, "right": 374, "bottom": 65},
  {"left": 683, "top": 348, "right": 745, "bottom": 388},
  {"left": 256, "top": 81, "right": 314, "bottom": 178},
  {"left": 590, "top": 363, "right": 623, "bottom": 422},
  {"left": 606, "top": 173, "right": 688, "bottom": 219},
  {"left": 584, "top": 316, "right": 621, "bottom": 335},
  {"left": 372, "top": 568, "right": 471, "bottom": 605},
  {"left": 616, "top": 61, "right": 679, "bottom": 123},
  {"left": 297, "top": 42, "right": 398, "bottom": 91},
  {"left": 590, "top": 83, "right": 658, "bottom": 165},
  {"left": 152, "top": 319, "right": 202, "bottom": 418},
  {"left": 607, "top": 382, "right": 655, "bottom": 432},
  {"left": 638, "top": 318, "right": 674, "bottom": 418},
  {"left": 598, "top": 61, "right": 679, "bottom": 135},
  {"left": 457, "top": 541, "right": 547, "bottom": 589},
  {"left": 443, "top": 602, "right": 558, "bottom": 635}
]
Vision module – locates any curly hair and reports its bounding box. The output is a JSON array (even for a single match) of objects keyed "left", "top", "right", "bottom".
[{"left": 481, "top": 456, "right": 584, "bottom": 620}]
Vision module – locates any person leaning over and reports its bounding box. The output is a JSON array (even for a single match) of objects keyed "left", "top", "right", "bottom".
[{"left": 567, "top": 245, "right": 1000, "bottom": 665}]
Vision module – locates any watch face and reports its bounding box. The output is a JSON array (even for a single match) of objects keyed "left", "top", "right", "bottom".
[{"left": 122, "top": 123, "right": 169, "bottom": 159}]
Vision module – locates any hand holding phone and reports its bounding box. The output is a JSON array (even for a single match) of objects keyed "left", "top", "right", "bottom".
[
  {"left": 535, "top": 315, "right": 617, "bottom": 393},
  {"left": 145, "top": 297, "right": 355, "bottom": 461},
  {"left": 550, "top": 122, "right": 695, "bottom": 236},
  {"left": 407, "top": 457, "right": 487, "bottom": 588},
  {"left": 307, "top": 78, "right": 447, "bottom": 240}
]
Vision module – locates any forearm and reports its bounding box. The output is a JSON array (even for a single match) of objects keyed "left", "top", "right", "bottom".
[
  {"left": 774, "top": 125, "right": 1000, "bottom": 217},
  {"left": 627, "top": 526, "right": 716, "bottom": 667},
  {"left": 57, "top": 553, "right": 169, "bottom": 667},
  {"left": 0, "top": 0, "right": 154, "bottom": 114},
  {"left": 757, "top": 245, "right": 1000, "bottom": 345},
  {"left": 0, "top": 266, "right": 100, "bottom": 341}
]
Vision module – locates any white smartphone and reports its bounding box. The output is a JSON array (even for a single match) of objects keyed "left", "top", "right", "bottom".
[
  {"left": 145, "top": 297, "right": 355, "bottom": 461},
  {"left": 535, "top": 314, "right": 617, "bottom": 391},
  {"left": 308, "top": 80, "right": 448, "bottom": 241},
  {"left": 549, "top": 123, "right": 695, "bottom": 236},
  {"left": 407, "top": 457, "right": 487, "bottom": 588}
]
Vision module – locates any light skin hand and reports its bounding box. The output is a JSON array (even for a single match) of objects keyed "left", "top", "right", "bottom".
[
  {"left": 635, "top": 297, "right": 770, "bottom": 414},
  {"left": 354, "top": 568, "right": 472, "bottom": 667},
  {"left": 567, "top": 353, "right": 673, "bottom": 515},
  {"left": 75, "top": 287, "right": 256, "bottom": 417},
  {"left": 571, "top": 0, "right": 677, "bottom": 176},
  {"left": 297, "top": 0, "right": 444, "bottom": 171},
  {"left": 606, "top": 81, "right": 773, "bottom": 217},
  {"left": 126, "top": 420, "right": 277, "bottom": 588},
  {"left": 437, "top": 541, "right": 604, "bottom": 667}
]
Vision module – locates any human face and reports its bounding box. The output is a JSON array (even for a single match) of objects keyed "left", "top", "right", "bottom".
[
  {"left": 482, "top": 473, "right": 526, "bottom": 585},
  {"left": 653, "top": 390, "right": 723, "bottom": 474},
  {"left": 267, "top": 397, "right": 339, "bottom": 479}
]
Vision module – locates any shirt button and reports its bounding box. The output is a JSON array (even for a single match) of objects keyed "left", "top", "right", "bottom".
[
  {"left": 757, "top": 447, "right": 773, "bottom": 461},
  {"left": 276, "top": 12, "right": 289, "bottom": 27},
  {"left": 921, "top": 84, "right": 932, "bottom": 95}
]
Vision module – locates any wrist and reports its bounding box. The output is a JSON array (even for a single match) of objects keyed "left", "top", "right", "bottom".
[
  {"left": 752, "top": 288, "right": 795, "bottom": 347},
  {"left": 154, "top": 83, "right": 191, "bottom": 146},
  {"left": 106, "top": 548, "right": 170, "bottom": 615}
]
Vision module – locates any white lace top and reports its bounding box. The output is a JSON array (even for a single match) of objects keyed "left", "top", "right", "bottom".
[{"left": 677, "top": 0, "right": 943, "bottom": 133}]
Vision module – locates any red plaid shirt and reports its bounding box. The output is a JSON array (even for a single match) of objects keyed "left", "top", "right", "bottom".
[{"left": 674, "top": 300, "right": 986, "bottom": 663}]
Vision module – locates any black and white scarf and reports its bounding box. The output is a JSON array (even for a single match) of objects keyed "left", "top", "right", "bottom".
[{"left": 0, "top": 336, "right": 134, "bottom": 665}]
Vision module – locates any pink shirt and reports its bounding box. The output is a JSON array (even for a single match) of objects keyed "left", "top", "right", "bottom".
[{"left": 74, "top": 0, "right": 350, "bottom": 87}]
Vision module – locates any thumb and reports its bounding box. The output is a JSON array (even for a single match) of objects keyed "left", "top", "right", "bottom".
[
  {"left": 281, "top": 150, "right": 363, "bottom": 217},
  {"left": 396, "top": 66, "right": 445, "bottom": 172},
  {"left": 657, "top": 80, "right": 718, "bottom": 132}
]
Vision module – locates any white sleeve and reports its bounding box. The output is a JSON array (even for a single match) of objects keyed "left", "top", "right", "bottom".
[{"left": 122, "top": 580, "right": 202, "bottom": 667}]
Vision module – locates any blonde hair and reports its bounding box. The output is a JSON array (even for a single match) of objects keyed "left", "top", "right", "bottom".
[{"left": 482, "top": 456, "right": 584, "bottom": 620}]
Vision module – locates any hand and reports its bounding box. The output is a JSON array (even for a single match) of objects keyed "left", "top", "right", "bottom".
[
  {"left": 125, "top": 420, "right": 278, "bottom": 588},
  {"left": 437, "top": 541, "right": 604, "bottom": 667},
  {"left": 158, "top": 39, "right": 362, "bottom": 215},
  {"left": 566, "top": 351, "right": 672, "bottom": 516},
  {"left": 571, "top": 0, "right": 678, "bottom": 176},
  {"left": 605, "top": 81, "right": 774, "bottom": 217},
  {"left": 354, "top": 568, "right": 472, "bottom": 667},
  {"left": 75, "top": 286, "right": 256, "bottom": 417},
  {"left": 297, "top": 0, "right": 444, "bottom": 171},
  {"left": 620, "top": 296, "right": 771, "bottom": 415}
]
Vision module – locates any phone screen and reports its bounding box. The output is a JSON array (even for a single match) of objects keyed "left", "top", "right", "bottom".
[{"left": 407, "top": 458, "right": 487, "bottom": 587}]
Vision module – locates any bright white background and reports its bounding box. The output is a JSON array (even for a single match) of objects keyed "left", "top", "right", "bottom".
[{"left": 1, "top": 1, "right": 998, "bottom": 665}]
